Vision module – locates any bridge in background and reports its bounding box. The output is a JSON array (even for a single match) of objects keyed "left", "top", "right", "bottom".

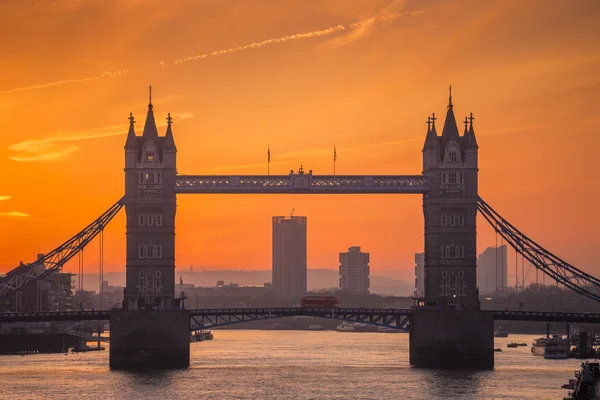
[
  {"left": 2, "top": 308, "right": 600, "bottom": 330},
  {"left": 0, "top": 87, "right": 597, "bottom": 369}
]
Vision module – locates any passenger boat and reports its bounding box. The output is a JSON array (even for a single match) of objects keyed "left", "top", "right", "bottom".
[
  {"left": 507, "top": 343, "right": 518, "bottom": 348},
  {"left": 544, "top": 335, "right": 571, "bottom": 359},
  {"left": 191, "top": 330, "right": 214, "bottom": 342},
  {"left": 531, "top": 337, "right": 547, "bottom": 356},
  {"left": 336, "top": 322, "right": 377, "bottom": 332},
  {"left": 562, "top": 361, "right": 600, "bottom": 399}
]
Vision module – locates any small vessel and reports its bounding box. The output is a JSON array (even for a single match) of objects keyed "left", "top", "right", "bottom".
[
  {"left": 191, "top": 331, "right": 214, "bottom": 342},
  {"left": 377, "top": 326, "right": 405, "bottom": 333},
  {"left": 494, "top": 348, "right": 502, "bottom": 352},
  {"left": 308, "top": 324, "right": 325, "bottom": 331},
  {"left": 544, "top": 335, "right": 571, "bottom": 359},
  {"left": 531, "top": 337, "right": 547, "bottom": 356},
  {"left": 263, "top": 323, "right": 286, "bottom": 330},
  {"left": 335, "top": 322, "right": 377, "bottom": 332},
  {"left": 507, "top": 342, "right": 528, "bottom": 348},
  {"left": 336, "top": 322, "right": 355, "bottom": 332},
  {"left": 72, "top": 344, "right": 105, "bottom": 353},
  {"left": 562, "top": 361, "right": 600, "bottom": 399}
]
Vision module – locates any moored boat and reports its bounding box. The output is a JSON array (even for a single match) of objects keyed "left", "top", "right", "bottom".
[
  {"left": 532, "top": 337, "right": 546, "bottom": 356},
  {"left": 544, "top": 335, "right": 571, "bottom": 359},
  {"left": 562, "top": 361, "right": 600, "bottom": 399}
]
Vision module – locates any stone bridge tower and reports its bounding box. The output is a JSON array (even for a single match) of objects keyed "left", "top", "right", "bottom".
[
  {"left": 123, "top": 87, "right": 177, "bottom": 310},
  {"left": 421, "top": 87, "right": 479, "bottom": 310}
]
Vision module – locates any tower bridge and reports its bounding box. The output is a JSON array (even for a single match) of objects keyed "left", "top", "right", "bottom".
[{"left": 1, "top": 86, "right": 598, "bottom": 369}]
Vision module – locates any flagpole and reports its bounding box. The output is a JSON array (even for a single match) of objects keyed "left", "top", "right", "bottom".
[
  {"left": 333, "top": 145, "right": 336, "bottom": 180},
  {"left": 268, "top": 145, "right": 270, "bottom": 176}
]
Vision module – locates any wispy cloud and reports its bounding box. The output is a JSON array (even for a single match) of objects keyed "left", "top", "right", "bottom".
[
  {"left": 0, "top": 9, "right": 424, "bottom": 95},
  {"left": 8, "top": 112, "right": 194, "bottom": 162},
  {"left": 0, "top": 196, "right": 10, "bottom": 201},
  {"left": 0, "top": 70, "right": 126, "bottom": 95},
  {"left": 0, "top": 211, "right": 29, "bottom": 218}
]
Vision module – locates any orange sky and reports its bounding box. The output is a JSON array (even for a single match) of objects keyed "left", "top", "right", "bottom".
[{"left": 0, "top": 0, "right": 598, "bottom": 282}]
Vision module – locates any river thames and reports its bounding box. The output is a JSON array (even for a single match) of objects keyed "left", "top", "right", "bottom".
[{"left": 0, "top": 331, "right": 581, "bottom": 399}]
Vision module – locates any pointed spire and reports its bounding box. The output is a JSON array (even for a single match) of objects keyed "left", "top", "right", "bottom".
[
  {"left": 142, "top": 85, "right": 159, "bottom": 140},
  {"left": 124, "top": 112, "right": 137, "bottom": 149},
  {"left": 164, "top": 112, "right": 176, "bottom": 149},
  {"left": 422, "top": 113, "right": 439, "bottom": 151},
  {"left": 466, "top": 112, "right": 478, "bottom": 148},
  {"left": 441, "top": 86, "right": 460, "bottom": 140}
]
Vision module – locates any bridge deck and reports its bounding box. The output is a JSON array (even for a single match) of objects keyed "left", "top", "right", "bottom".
[
  {"left": 2, "top": 309, "right": 599, "bottom": 325},
  {"left": 175, "top": 175, "right": 429, "bottom": 194}
]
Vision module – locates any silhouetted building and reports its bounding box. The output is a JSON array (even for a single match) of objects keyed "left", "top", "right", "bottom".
[
  {"left": 124, "top": 88, "right": 177, "bottom": 310},
  {"left": 422, "top": 87, "right": 479, "bottom": 309},
  {"left": 414, "top": 252, "right": 425, "bottom": 298},
  {"left": 272, "top": 216, "right": 307, "bottom": 298},
  {"left": 339, "top": 246, "right": 370, "bottom": 294},
  {"left": 477, "top": 245, "right": 508, "bottom": 295},
  {"left": 0, "top": 256, "right": 73, "bottom": 313}
]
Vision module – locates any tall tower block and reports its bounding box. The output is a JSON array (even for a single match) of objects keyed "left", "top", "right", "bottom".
[
  {"left": 421, "top": 86, "right": 479, "bottom": 310},
  {"left": 123, "top": 86, "right": 178, "bottom": 310}
]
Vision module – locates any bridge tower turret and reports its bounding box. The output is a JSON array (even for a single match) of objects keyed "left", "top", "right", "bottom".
[
  {"left": 123, "top": 86, "right": 177, "bottom": 310},
  {"left": 421, "top": 87, "right": 479, "bottom": 310}
]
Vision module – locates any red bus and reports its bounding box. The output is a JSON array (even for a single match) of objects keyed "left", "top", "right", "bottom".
[{"left": 300, "top": 295, "right": 339, "bottom": 308}]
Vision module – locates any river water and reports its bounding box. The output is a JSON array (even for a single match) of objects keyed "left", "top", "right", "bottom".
[{"left": 0, "top": 331, "right": 582, "bottom": 399}]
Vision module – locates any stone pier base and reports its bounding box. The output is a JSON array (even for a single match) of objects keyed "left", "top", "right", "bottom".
[
  {"left": 409, "top": 309, "right": 494, "bottom": 369},
  {"left": 109, "top": 309, "right": 190, "bottom": 369}
]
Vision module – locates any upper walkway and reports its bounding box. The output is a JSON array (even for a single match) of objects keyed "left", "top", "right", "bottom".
[{"left": 174, "top": 174, "right": 428, "bottom": 194}]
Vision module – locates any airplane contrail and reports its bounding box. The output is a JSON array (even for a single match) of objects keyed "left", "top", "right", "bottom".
[
  {"left": 0, "top": 11, "right": 422, "bottom": 95},
  {"left": 173, "top": 24, "right": 346, "bottom": 65}
]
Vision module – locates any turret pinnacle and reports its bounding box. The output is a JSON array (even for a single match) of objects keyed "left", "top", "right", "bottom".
[
  {"left": 422, "top": 113, "right": 439, "bottom": 151},
  {"left": 466, "top": 112, "right": 478, "bottom": 148},
  {"left": 164, "top": 113, "right": 176, "bottom": 149},
  {"left": 124, "top": 112, "right": 137, "bottom": 149},
  {"left": 142, "top": 85, "right": 159, "bottom": 140}
]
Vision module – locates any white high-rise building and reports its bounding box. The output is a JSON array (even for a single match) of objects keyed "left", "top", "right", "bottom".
[
  {"left": 415, "top": 252, "right": 425, "bottom": 298},
  {"left": 339, "top": 246, "right": 370, "bottom": 294},
  {"left": 477, "top": 245, "right": 508, "bottom": 296}
]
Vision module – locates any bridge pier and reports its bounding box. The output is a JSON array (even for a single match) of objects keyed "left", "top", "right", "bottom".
[
  {"left": 409, "top": 308, "right": 494, "bottom": 369},
  {"left": 109, "top": 309, "right": 190, "bottom": 369}
]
